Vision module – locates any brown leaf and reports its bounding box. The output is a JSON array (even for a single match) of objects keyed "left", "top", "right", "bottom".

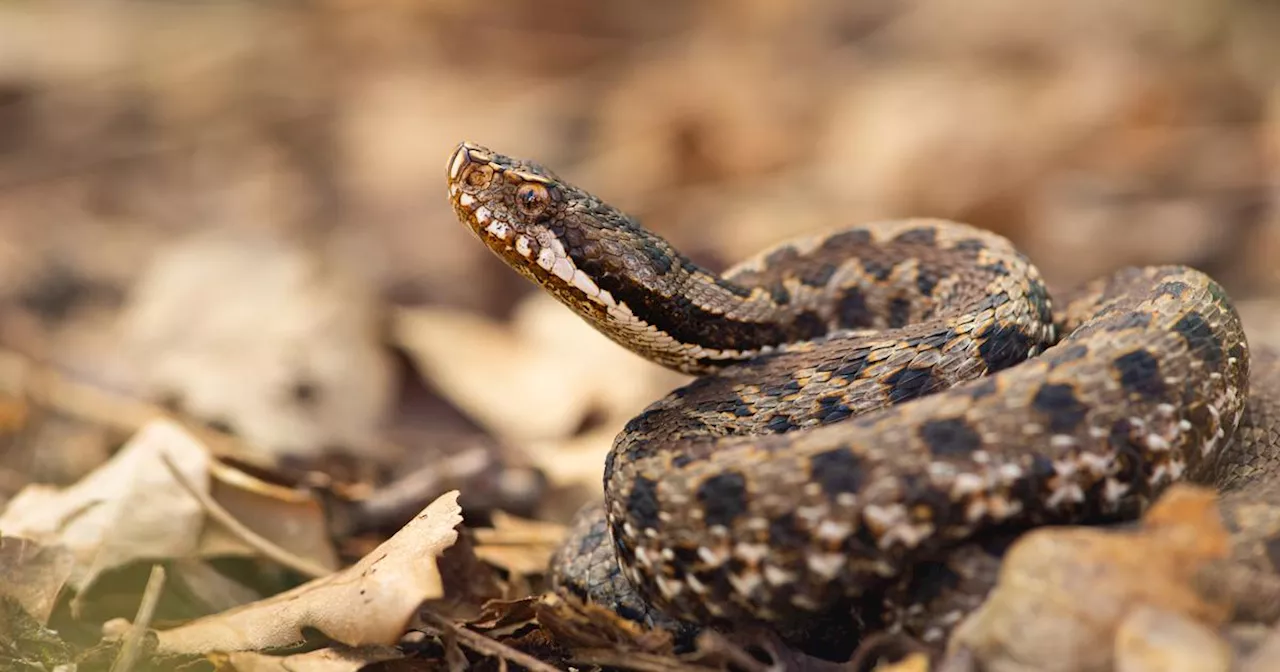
[
  {"left": 0, "top": 537, "right": 75, "bottom": 624},
  {"left": 472, "top": 511, "right": 566, "bottom": 578},
  {"left": 392, "top": 295, "right": 687, "bottom": 493},
  {"left": 155, "top": 491, "right": 463, "bottom": 654},
  {"left": 0, "top": 419, "right": 211, "bottom": 593},
  {"left": 118, "top": 232, "right": 398, "bottom": 463}
]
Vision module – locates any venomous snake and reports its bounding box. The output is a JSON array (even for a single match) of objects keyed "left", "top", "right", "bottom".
[{"left": 444, "top": 142, "right": 1280, "bottom": 653}]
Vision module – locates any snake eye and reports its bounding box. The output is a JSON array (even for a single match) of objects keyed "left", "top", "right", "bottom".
[
  {"left": 516, "top": 183, "right": 550, "bottom": 216},
  {"left": 463, "top": 164, "right": 493, "bottom": 189}
]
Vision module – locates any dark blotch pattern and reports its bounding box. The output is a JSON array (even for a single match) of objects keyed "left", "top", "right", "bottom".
[
  {"left": 627, "top": 476, "right": 662, "bottom": 531},
  {"left": 817, "top": 395, "right": 854, "bottom": 423},
  {"left": 977, "top": 322, "right": 1035, "bottom": 373},
  {"left": 893, "top": 227, "right": 938, "bottom": 246},
  {"left": 1104, "top": 311, "right": 1152, "bottom": 331},
  {"left": 1155, "top": 281, "right": 1190, "bottom": 300},
  {"left": 767, "top": 414, "right": 798, "bottom": 433},
  {"left": 888, "top": 297, "right": 912, "bottom": 328},
  {"left": 918, "top": 417, "right": 983, "bottom": 456},
  {"left": 838, "top": 287, "right": 873, "bottom": 328},
  {"left": 716, "top": 279, "right": 755, "bottom": 299},
  {"left": 799, "top": 262, "right": 839, "bottom": 288},
  {"left": 1032, "top": 383, "right": 1090, "bottom": 433},
  {"left": 1113, "top": 350, "right": 1166, "bottom": 399},
  {"left": 767, "top": 281, "right": 790, "bottom": 305},
  {"left": 809, "top": 448, "right": 866, "bottom": 496},
  {"left": 764, "top": 246, "right": 800, "bottom": 268},
  {"left": 885, "top": 366, "right": 941, "bottom": 403},
  {"left": 769, "top": 513, "right": 809, "bottom": 547},
  {"left": 1172, "top": 311, "right": 1222, "bottom": 365},
  {"left": 820, "top": 228, "right": 872, "bottom": 251},
  {"left": 697, "top": 472, "right": 749, "bottom": 528},
  {"left": 916, "top": 267, "right": 940, "bottom": 296},
  {"left": 861, "top": 259, "right": 895, "bottom": 281}
]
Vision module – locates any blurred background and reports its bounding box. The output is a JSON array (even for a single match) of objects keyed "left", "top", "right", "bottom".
[{"left": 0, "top": 0, "right": 1278, "bottom": 521}]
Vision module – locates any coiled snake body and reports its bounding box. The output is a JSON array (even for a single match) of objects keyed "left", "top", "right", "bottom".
[{"left": 446, "top": 142, "right": 1275, "bottom": 647}]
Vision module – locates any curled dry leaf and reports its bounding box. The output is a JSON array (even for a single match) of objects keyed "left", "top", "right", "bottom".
[
  {"left": 0, "top": 419, "right": 340, "bottom": 601},
  {"left": 0, "top": 419, "right": 210, "bottom": 593},
  {"left": 155, "top": 491, "right": 463, "bottom": 654},
  {"left": 0, "top": 537, "right": 75, "bottom": 625},
  {"left": 946, "top": 485, "right": 1233, "bottom": 672}
]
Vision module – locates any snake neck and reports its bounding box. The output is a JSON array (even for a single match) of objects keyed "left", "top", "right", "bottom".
[{"left": 446, "top": 142, "right": 836, "bottom": 374}]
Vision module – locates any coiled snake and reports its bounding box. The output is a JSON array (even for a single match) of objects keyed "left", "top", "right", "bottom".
[{"left": 445, "top": 142, "right": 1280, "bottom": 650}]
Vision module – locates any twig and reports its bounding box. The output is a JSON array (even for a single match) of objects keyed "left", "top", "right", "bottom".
[
  {"left": 0, "top": 349, "right": 278, "bottom": 471},
  {"left": 110, "top": 564, "right": 166, "bottom": 672},
  {"left": 569, "top": 649, "right": 720, "bottom": 672},
  {"left": 419, "top": 608, "right": 562, "bottom": 672},
  {"left": 159, "top": 452, "right": 333, "bottom": 579}
]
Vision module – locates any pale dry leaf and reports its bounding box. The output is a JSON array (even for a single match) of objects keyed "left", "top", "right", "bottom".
[
  {"left": 0, "top": 419, "right": 210, "bottom": 592},
  {"left": 472, "top": 511, "right": 567, "bottom": 577},
  {"left": 0, "top": 537, "right": 75, "bottom": 625},
  {"left": 221, "top": 644, "right": 403, "bottom": 672},
  {"left": 393, "top": 293, "right": 684, "bottom": 445},
  {"left": 155, "top": 491, "right": 463, "bottom": 654},
  {"left": 393, "top": 293, "right": 687, "bottom": 494},
  {"left": 117, "top": 231, "right": 398, "bottom": 462}
]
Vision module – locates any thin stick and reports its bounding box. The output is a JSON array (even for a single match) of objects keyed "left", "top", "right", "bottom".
[
  {"left": 110, "top": 564, "right": 167, "bottom": 672},
  {"left": 159, "top": 452, "right": 333, "bottom": 579},
  {"left": 418, "top": 609, "right": 562, "bottom": 672}
]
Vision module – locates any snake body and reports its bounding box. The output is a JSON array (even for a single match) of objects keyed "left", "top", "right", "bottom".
[{"left": 445, "top": 142, "right": 1258, "bottom": 646}]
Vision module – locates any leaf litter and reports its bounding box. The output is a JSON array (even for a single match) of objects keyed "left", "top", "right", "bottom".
[{"left": 1, "top": 1, "right": 1279, "bottom": 670}]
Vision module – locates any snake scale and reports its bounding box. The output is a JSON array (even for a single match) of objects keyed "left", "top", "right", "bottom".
[{"left": 444, "top": 142, "right": 1280, "bottom": 653}]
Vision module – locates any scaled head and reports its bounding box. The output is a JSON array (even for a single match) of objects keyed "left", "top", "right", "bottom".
[
  {"left": 446, "top": 142, "right": 566, "bottom": 251},
  {"left": 445, "top": 142, "right": 621, "bottom": 310}
]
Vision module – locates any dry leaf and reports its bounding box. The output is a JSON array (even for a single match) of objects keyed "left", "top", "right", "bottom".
[
  {"left": 472, "top": 511, "right": 566, "bottom": 577},
  {"left": 0, "top": 537, "right": 75, "bottom": 625},
  {"left": 220, "top": 645, "right": 403, "bottom": 672},
  {"left": 947, "top": 485, "right": 1233, "bottom": 672},
  {"left": 393, "top": 293, "right": 687, "bottom": 492},
  {"left": 117, "top": 231, "right": 398, "bottom": 463},
  {"left": 0, "top": 419, "right": 210, "bottom": 593},
  {"left": 155, "top": 491, "right": 463, "bottom": 654},
  {"left": 197, "top": 459, "right": 339, "bottom": 571},
  {"left": 0, "top": 419, "right": 340, "bottom": 598}
]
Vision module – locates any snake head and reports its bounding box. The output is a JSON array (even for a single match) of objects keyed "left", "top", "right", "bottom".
[{"left": 445, "top": 141, "right": 651, "bottom": 312}]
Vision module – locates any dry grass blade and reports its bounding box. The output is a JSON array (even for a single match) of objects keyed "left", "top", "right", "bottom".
[
  {"left": 159, "top": 452, "right": 332, "bottom": 579},
  {"left": 110, "top": 564, "right": 166, "bottom": 672}
]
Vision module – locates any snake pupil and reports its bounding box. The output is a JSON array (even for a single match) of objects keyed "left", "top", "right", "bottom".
[{"left": 517, "top": 183, "right": 549, "bottom": 215}]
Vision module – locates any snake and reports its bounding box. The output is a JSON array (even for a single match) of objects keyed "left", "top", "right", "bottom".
[{"left": 444, "top": 141, "right": 1280, "bottom": 654}]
